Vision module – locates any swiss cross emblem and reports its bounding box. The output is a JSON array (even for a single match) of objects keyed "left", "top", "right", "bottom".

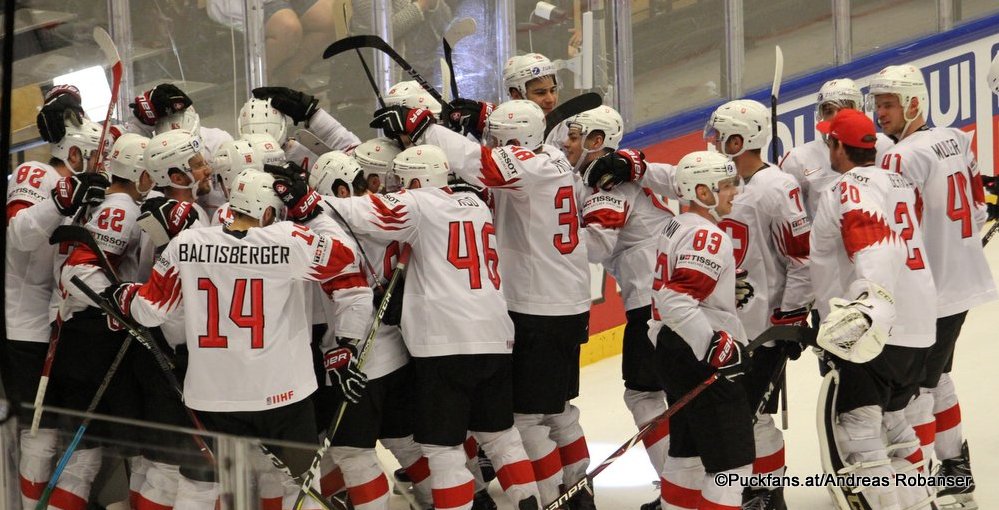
[
  {"left": 244, "top": 154, "right": 252, "bottom": 163},
  {"left": 374, "top": 146, "right": 381, "bottom": 152},
  {"left": 717, "top": 218, "right": 749, "bottom": 267},
  {"left": 508, "top": 113, "right": 514, "bottom": 119},
  {"left": 238, "top": 182, "right": 245, "bottom": 192}
]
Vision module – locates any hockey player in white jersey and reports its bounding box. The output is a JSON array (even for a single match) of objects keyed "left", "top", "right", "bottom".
[
  {"left": 780, "top": 78, "right": 894, "bottom": 217},
  {"left": 374, "top": 100, "right": 593, "bottom": 509},
  {"left": 208, "top": 138, "right": 266, "bottom": 226},
  {"left": 649, "top": 150, "right": 751, "bottom": 510},
  {"left": 144, "top": 129, "right": 214, "bottom": 224},
  {"left": 353, "top": 137, "right": 403, "bottom": 193},
  {"left": 810, "top": 108, "right": 937, "bottom": 510},
  {"left": 7, "top": 98, "right": 107, "bottom": 509},
  {"left": 307, "top": 145, "right": 542, "bottom": 510},
  {"left": 869, "top": 64, "right": 996, "bottom": 508},
  {"left": 703, "top": 99, "right": 812, "bottom": 509}
]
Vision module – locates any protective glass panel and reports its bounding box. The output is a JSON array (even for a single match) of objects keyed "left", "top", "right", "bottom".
[
  {"left": 852, "top": 0, "right": 938, "bottom": 59},
  {"left": 957, "top": 0, "right": 999, "bottom": 21},
  {"left": 742, "top": 0, "right": 835, "bottom": 94}
]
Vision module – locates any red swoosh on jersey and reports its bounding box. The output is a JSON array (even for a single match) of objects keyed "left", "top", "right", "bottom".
[
  {"left": 583, "top": 204, "right": 629, "bottom": 229},
  {"left": 664, "top": 267, "right": 717, "bottom": 302},
  {"left": 369, "top": 194, "right": 409, "bottom": 230},
  {"left": 772, "top": 222, "right": 810, "bottom": 262},
  {"left": 840, "top": 209, "right": 897, "bottom": 260},
  {"left": 479, "top": 146, "right": 522, "bottom": 188},
  {"left": 309, "top": 239, "right": 357, "bottom": 282},
  {"left": 138, "top": 266, "right": 182, "bottom": 310}
]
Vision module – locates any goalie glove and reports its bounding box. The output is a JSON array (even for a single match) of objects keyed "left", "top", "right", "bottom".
[
  {"left": 268, "top": 162, "right": 321, "bottom": 222},
  {"left": 370, "top": 105, "right": 435, "bottom": 144},
  {"left": 52, "top": 173, "right": 109, "bottom": 217},
  {"left": 817, "top": 280, "right": 895, "bottom": 364},
  {"left": 323, "top": 340, "right": 368, "bottom": 404},
  {"left": 252, "top": 86, "right": 319, "bottom": 125},
  {"left": 36, "top": 86, "right": 85, "bottom": 143},
  {"left": 130, "top": 83, "right": 193, "bottom": 126},
  {"left": 704, "top": 330, "right": 747, "bottom": 382},
  {"left": 137, "top": 197, "right": 199, "bottom": 248},
  {"left": 446, "top": 98, "right": 495, "bottom": 139},
  {"left": 734, "top": 268, "right": 754, "bottom": 309},
  {"left": 583, "top": 149, "right": 647, "bottom": 191}
]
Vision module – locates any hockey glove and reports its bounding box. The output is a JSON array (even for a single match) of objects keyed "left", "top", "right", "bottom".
[
  {"left": 584, "top": 149, "right": 647, "bottom": 191},
  {"left": 138, "top": 197, "right": 199, "bottom": 248},
  {"left": 770, "top": 307, "right": 809, "bottom": 360},
  {"left": 446, "top": 98, "right": 495, "bottom": 139},
  {"left": 269, "top": 163, "right": 321, "bottom": 222},
  {"left": 100, "top": 282, "right": 141, "bottom": 332},
  {"left": 252, "top": 87, "right": 320, "bottom": 125},
  {"left": 370, "top": 106, "right": 435, "bottom": 144},
  {"left": 52, "top": 173, "right": 110, "bottom": 217},
  {"left": 734, "top": 268, "right": 754, "bottom": 309},
  {"left": 705, "top": 330, "right": 746, "bottom": 382},
  {"left": 324, "top": 340, "right": 368, "bottom": 404},
  {"left": 36, "top": 87, "right": 85, "bottom": 143},
  {"left": 983, "top": 174, "right": 999, "bottom": 221},
  {"left": 130, "top": 83, "right": 193, "bottom": 126}
]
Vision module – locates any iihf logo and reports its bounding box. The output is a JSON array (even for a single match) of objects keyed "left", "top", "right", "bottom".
[{"left": 531, "top": 67, "right": 542, "bottom": 76}]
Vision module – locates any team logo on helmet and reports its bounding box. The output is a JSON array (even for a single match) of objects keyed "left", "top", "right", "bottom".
[{"left": 531, "top": 67, "right": 542, "bottom": 76}]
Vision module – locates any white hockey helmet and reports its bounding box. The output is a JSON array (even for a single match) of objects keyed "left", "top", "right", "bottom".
[
  {"left": 228, "top": 169, "right": 285, "bottom": 221},
  {"left": 566, "top": 105, "right": 625, "bottom": 151},
  {"left": 214, "top": 139, "right": 264, "bottom": 191},
  {"left": 674, "top": 150, "right": 739, "bottom": 221},
  {"left": 51, "top": 118, "right": 103, "bottom": 166},
  {"left": 310, "top": 150, "right": 365, "bottom": 196},
  {"left": 144, "top": 129, "right": 205, "bottom": 188},
  {"left": 238, "top": 98, "right": 289, "bottom": 146},
  {"left": 503, "top": 53, "right": 558, "bottom": 98},
  {"left": 106, "top": 133, "right": 150, "bottom": 183},
  {"left": 241, "top": 133, "right": 286, "bottom": 165},
  {"left": 385, "top": 81, "right": 442, "bottom": 116},
  {"left": 390, "top": 145, "right": 450, "bottom": 190},
  {"left": 865, "top": 64, "right": 928, "bottom": 123},
  {"left": 483, "top": 100, "right": 546, "bottom": 150},
  {"left": 703, "top": 99, "right": 770, "bottom": 158},
  {"left": 814, "top": 78, "right": 863, "bottom": 122},
  {"left": 989, "top": 52, "right": 999, "bottom": 97},
  {"left": 155, "top": 106, "right": 201, "bottom": 135}
]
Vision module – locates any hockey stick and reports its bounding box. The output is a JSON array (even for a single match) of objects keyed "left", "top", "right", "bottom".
[
  {"left": 542, "top": 325, "right": 813, "bottom": 510},
  {"left": 324, "top": 35, "right": 447, "bottom": 109},
  {"left": 982, "top": 219, "right": 998, "bottom": 247},
  {"left": 292, "top": 243, "right": 414, "bottom": 510},
  {"left": 440, "top": 18, "right": 477, "bottom": 103},
  {"left": 543, "top": 92, "right": 602, "bottom": 140},
  {"left": 770, "top": 46, "right": 784, "bottom": 164},
  {"left": 441, "top": 37, "right": 458, "bottom": 103}
]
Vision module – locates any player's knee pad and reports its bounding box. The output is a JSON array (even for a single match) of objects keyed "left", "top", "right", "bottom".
[
  {"left": 141, "top": 461, "right": 181, "bottom": 505},
  {"left": 62, "top": 447, "right": 103, "bottom": 483},
  {"left": 174, "top": 476, "right": 219, "bottom": 510},
  {"left": 543, "top": 402, "right": 581, "bottom": 434},
  {"left": 421, "top": 444, "right": 473, "bottom": 488},
  {"left": 701, "top": 463, "right": 751, "bottom": 509},
  {"left": 19, "top": 428, "right": 57, "bottom": 458},
  {"left": 930, "top": 373, "right": 958, "bottom": 411},
  {"left": 329, "top": 446, "right": 381, "bottom": 481},
  {"left": 381, "top": 435, "right": 423, "bottom": 468},
  {"left": 623, "top": 389, "right": 668, "bottom": 427},
  {"left": 660, "top": 455, "right": 705, "bottom": 508}
]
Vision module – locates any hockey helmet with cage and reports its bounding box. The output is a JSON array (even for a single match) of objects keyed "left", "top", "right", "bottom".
[
  {"left": 155, "top": 106, "right": 201, "bottom": 135},
  {"left": 242, "top": 133, "right": 286, "bottom": 165},
  {"left": 675, "top": 150, "right": 740, "bottom": 222},
  {"left": 385, "top": 81, "right": 442, "bottom": 116},
  {"left": 704, "top": 99, "right": 771, "bottom": 158},
  {"left": 865, "top": 64, "right": 928, "bottom": 136},
  {"left": 310, "top": 150, "right": 366, "bottom": 196},
  {"left": 214, "top": 139, "right": 264, "bottom": 192},
  {"left": 989, "top": 52, "right": 999, "bottom": 97},
  {"left": 389, "top": 145, "right": 450, "bottom": 190},
  {"left": 51, "top": 118, "right": 103, "bottom": 167},
  {"left": 567, "top": 105, "right": 625, "bottom": 151},
  {"left": 228, "top": 169, "right": 285, "bottom": 221},
  {"left": 814, "top": 79, "right": 863, "bottom": 122},
  {"left": 238, "top": 98, "right": 289, "bottom": 146},
  {"left": 503, "top": 53, "right": 559, "bottom": 98},
  {"left": 144, "top": 129, "right": 206, "bottom": 189},
  {"left": 483, "top": 100, "right": 546, "bottom": 151},
  {"left": 106, "top": 133, "right": 150, "bottom": 184}
]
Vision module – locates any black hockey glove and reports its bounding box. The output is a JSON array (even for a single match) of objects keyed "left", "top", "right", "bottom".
[
  {"left": 51, "top": 173, "right": 110, "bottom": 217},
  {"left": 323, "top": 339, "right": 368, "bottom": 404},
  {"left": 735, "top": 268, "right": 754, "bottom": 309},
  {"left": 252, "top": 87, "right": 320, "bottom": 125},
  {"left": 982, "top": 174, "right": 999, "bottom": 221},
  {"left": 705, "top": 330, "right": 747, "bottom": 382},
  {"left": 371, "top": 105, "right": 435, "bottom": 143},
  {"left": 130, "top": 83, "right": 193, "bottom": 126},
  {"left": 584, "top": 149, "right": 647, "bottom": 190},
  {"left": 100, "top": 282, "right": 141, "bottom": 332},
  {"left": 373, "top": 276, "right": 405, "bottom": 327},
  {"left": 268, "top": 162, "right": 321, "bottom": 222},
  {"left": 445, "top": 98, "right": 495, "bottom": 139},
  {"left": 137, "top": 197, "right": 200, "bottom": 248},
  {"left": 36, "top": 86, "right": 85, "bottom": 143}
]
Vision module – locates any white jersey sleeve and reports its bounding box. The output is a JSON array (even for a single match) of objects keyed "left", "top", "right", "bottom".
[
  {"left": 641, "top": 162, "right": 681, "bottom": 201},
  {"left": 580, "top": 186, "right": 630, "bottom": 264},
  {"left": 307, "top": 108, "right": 362, "bottom": 153},
  {"left": 303, "top": 213, "right": 374, "bottom": 340}
]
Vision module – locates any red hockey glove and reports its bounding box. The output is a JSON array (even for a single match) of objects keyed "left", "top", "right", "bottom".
[
  {"left": 52, "top": 173, "right": 110, "bottom": 217},
  {"left": 138, "top": 197, "right": 200, "bottom": 248},
  {"left": 584, "top": 149, "right": 647, "bottom": 190},
  {"left": 269, "top": 162, "right": 321, "bottom": 222},
  {"left": 446, "top": 98, "right": 495, "bottom": 139},
  {"left": 36, "top": 87, "right": 85, "bottom": 143},
  {"left": 323, "top": 340, "right": 368, "bottom": 404},
  {"left": 705, "top": 330, "right": 747, "bottom": 382},
  {"left": 130, "top": 83, "right": 193, "bottom": 126},
  {"left": 100, "top": 282, "right": 140, "bottom": 332},
  {"left": 370, "top": 105, "right": 435, "bottom": 143}
]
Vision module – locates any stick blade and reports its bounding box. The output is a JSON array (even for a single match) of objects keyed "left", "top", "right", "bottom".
[
  {"left": 771, "top": 46, "right": 784, "bottom": 99},
  {"left": 49, "top": 225, "right": 91, "bottom": 246},
  {"left": 323, "top": 35, "right": 385, "bottom": 60},
  {"left": 544, "top": 92, "right": 603, "bottom": 139},
  {"left": 93, "top": 27, "right": 120, "bottom": 65}
]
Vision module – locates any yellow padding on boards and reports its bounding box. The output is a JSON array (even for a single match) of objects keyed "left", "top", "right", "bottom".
[{"left": 580, "top": 324, "right": 626, "bottom": 367}]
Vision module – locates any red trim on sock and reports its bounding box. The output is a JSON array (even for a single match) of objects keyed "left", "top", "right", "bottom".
[
  {"left": 19, "top": 475, "right": 45, "bottom": 500},
  {"left": 935, "top": 403, "right": 962, "bottom": 433},
  {"left": 134, "top": 493, "right": 173, "bottom": 510},
  {"left": 531, "top": 448, "right": 563, "bottom": 481},
  {"left": 642, "top": 419, "right": 670, "bottom": 450},
  {"left": 260, "top": 497, "right": 281, "bottom": 510},
  {"left": 406, "top": 457, "right": 431, "bottom": 484},
  {"left": 905, "top": 448, "right": 925, "bottom": 473},
  {"left": 348, "top": 473, "right": 390, "bottom": 506},
  {"left": 559, "top": 437, "right": 590, "bottom": 467},
  {"left": 752, "top": 446, "right": 785, "bottom": 475},
  {"left": 321, "top": 467, "right": 346, "bottom": 498},
  {"left": 496, "top": 459, "right": 536, "bottom": 490},
  {"left": 463, "top": 437, "right": 479, "bottom": 460},
  {"left": 49, "top": 487, "right": 88, "bottom": 510},
  {"left": 432, "top": 479, "right": 475, "bottom": 509},
  {"left": 913, "top": 422, "right": 935, "bottom": 448},
  {"left": 660, "top": 477, "right": 700, "bottom": 509},
  {"left": 698, "top": 497, "right": 741, "bottom": 510},
  {"left": 131, "top": 490, "right": 140, "bottom": 510}
]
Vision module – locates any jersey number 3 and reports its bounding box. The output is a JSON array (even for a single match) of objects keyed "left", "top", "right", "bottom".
[{"left": 197, "top": 278, "right": 265, "bottom": 349}]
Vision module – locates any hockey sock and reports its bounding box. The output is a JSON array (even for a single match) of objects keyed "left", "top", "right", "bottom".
[
  {"left": 834, "top": 406, "right": 900, "bottom": 510},
  {"left": 514, "top": 413, "right": 563, "bottom": 503},
  {"left": 702, "top": 463, "right": 751, "bottom": 510},
  {"left": 382, "top": 435, "right": 433, "bottom": 508},
  {"left": 884, "top": 410, "right": 934, "bottom": 509},
  {"left": 931, "top": 373, "right": 964, "bottom": 461},
  {"left": 423, "top": 444, "right": 475, "bottom": 510},
  {"left": 173, "top": 475, "right": 219, "bottom": 510},
  {"left": 543, "top": 403, "right": 589, "bottom": 484},
  {"left": 19, "top": 428, "right": 56, "bottom": 510},
  {"left": 659, "top": 455, "right": 703, "bottom": 510},
  {"left": 751, "top": 414, "right": 785, "bottom": 487},
  {"left": 904, "top": 389, "right": 935, "bottom": 466},
  {"left": 319, "top": 455, "right": 346, "bottom": 498},
  {"left": 623, "top": 389, "right": 669, "bottom": 475},
  {"left": 464, "top": 435, "right": 488, "bottom": 492},
  {"left": 49, "top": 447, "right": 102, "bottom": 510},
  {"left": 128, "top": 456, "right": 152, "bottom": 509},
  {"left": 329, "top": 446, "right": 390, "bottom": 510},
  {"left": 473, "top": 428, "right": 540, "bottom": 506},
  {"left": 136, "top": 461, "right": 181, "bottom": 510}
]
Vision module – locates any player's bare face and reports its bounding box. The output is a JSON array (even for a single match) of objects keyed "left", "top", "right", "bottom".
[
  {"left": 874, "top": 94, "right": 904, "bottom": 136},
  {"left": 819, "top": 103, "right": 842, "bottom": 122},
  {"left": 188, "top": 154, "right": 213, "bottom": 195},
  {"left": 715, "top": 178, "right": 739, "bottom": 216},
  {"left": 524, "top": 77, "right": 558, "bottom": 115},
  {"left": 367, "top": 174, "right": 382, "bottom": 193},
  {"left": 564, "top": 128, "right": 584, "bottom": 165}
]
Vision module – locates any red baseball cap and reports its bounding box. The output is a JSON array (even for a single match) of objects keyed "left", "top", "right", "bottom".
[{"left": 816, "top": 109, "right": 878, "bottom": 149}]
